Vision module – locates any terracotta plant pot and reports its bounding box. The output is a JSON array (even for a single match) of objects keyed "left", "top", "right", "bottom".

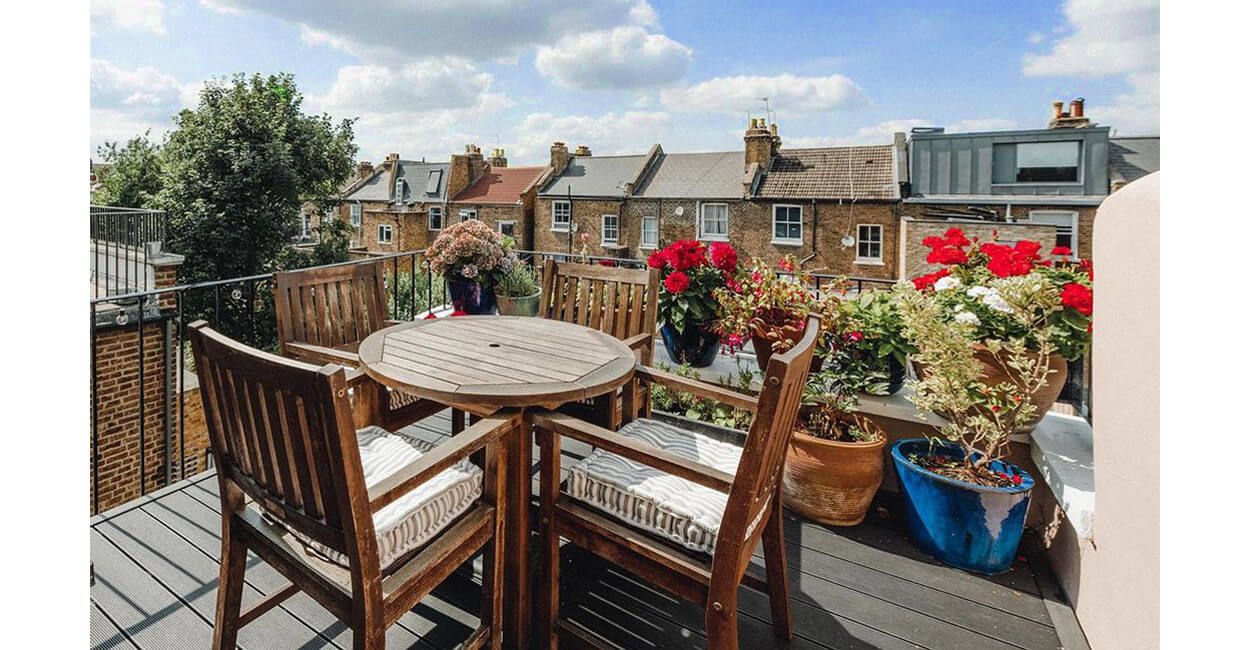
[
  {"left": 751, "top": 326, "right": 822, "bottom": 373},
  {"left": 914, "top": 345, "right": 1069, "bottom": 433},
  {"left": 782, "top": 416, "right": 886, "bottom": 527}
]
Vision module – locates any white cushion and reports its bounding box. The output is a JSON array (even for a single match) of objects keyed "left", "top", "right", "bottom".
[
  {"left": 303, "top": 426, "right": 483, "bottom": 569},
  {"left": 566, "top": 418, "right": 742, "bottom": 555}
]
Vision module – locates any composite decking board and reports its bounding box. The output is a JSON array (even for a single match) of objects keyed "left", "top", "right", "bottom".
[{"left": 90, "top": 600, "right": 140, "bottom": 649}]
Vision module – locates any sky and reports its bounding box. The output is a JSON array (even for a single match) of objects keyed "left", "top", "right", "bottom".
[{"left": 90, "top": 0, "right": 1160, "bottom": 166}]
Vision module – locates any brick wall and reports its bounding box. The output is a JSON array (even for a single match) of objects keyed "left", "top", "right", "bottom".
[
  {"left": 900, "top": 218, "right": 1059, "bottom": 279},
  {"left": 900, "top": 202, "right": 1097, "bottom": 261},
  {"left": 446, "top": 203, "right": 532, "bottom": 250}
]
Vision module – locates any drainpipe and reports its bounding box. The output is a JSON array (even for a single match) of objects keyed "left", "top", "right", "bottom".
[{"left": 566, "top": 186, "right": 573, "bottom": 256}]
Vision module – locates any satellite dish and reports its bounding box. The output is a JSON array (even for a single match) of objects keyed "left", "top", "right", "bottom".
[
  {"left": 674, "top": 206, "right": 685, "bottom": 216},
  {"left": 840, "top": 234, "right": 855, "bottom": 248}
]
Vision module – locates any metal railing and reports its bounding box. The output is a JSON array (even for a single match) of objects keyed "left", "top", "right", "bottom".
[{"left": 91, "top": 205, "right": 167, "bottom": 298}]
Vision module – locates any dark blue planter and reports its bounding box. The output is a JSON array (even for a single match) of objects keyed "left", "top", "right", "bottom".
[
  {"left": 447, "top": 278, "right": 496, "bottom": 315},
  {"left": 891, "top": 439, "right": 1034, "bottom": 575},
  {"left": 660, "top": 323, "right": 719, "bottom": 367}
]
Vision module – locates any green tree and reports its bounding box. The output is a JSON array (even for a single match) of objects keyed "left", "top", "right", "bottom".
[
  {"left": 92, "top": 131, "right": 163, "bottom": 208},
  {"left": 158, "top": 73, "right": 356, "bottom": 284}
]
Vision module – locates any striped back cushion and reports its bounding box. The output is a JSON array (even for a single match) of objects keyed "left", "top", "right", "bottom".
[{"left": 566, "top": 418, "right": 742, "bottom": 555}]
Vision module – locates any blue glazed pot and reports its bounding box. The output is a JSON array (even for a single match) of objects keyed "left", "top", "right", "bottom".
[
  {"left": 660, "top": 323, "right": 720, "bottom": 367},
  {"left": 447, "top": 277, "right": 496, "bottom": 315},
  {"left": 891, "top": 439, "right": 1034, "bottom": 575}
]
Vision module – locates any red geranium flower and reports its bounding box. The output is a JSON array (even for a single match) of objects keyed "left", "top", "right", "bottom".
[
  {"left": 942, "top": 227, "right": 971, "bottom": 248},
  {"left": 912, "top": 268, "right": 951, "bottom": 291},
  {"left": 926, "top": 245, "right": 968, "bottom": 265},
  {"left": 1060, "top": 283, "right": 1093, "bottom": 316},
  {"left": 663, "top": 270, "right": 690, "bottom": 294},
  {"left": 778, "top": 257, "right": 796, "bottom": 273},
  {"left": 1079, "top": 258, "right": 1094, "bottom": 281},
  {"left": 1051, "top": 246, "right": 1073, "bottom": 257},
  {"left": 846, "top": 331, "right": 865, "bottom": 343},
  {"left": 709, "top": 241, "right": 738, "bottom": 273},
  {"left": 666, "top": 240, "right": 707, "bottom": 271},
  {"left": 646, "top": 249, "right": 669, "bottom": 269}
]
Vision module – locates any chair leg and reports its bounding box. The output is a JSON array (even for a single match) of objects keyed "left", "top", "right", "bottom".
[
  {"left": 537, "top": 427, "right": 562, "bottom": 649},
  {"left": 761, "top": 495, "right": 793, "bottom": 639},
  {"left": 705, "top": 590, "right": 740, "bottom": 650},
  {"left": 213, "top": 524, "right": 247, "bottom": 650},
  {"left": 451, "top": 408, "right": 466, "bottom": 435}
]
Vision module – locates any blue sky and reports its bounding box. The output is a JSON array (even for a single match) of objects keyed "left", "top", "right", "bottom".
[{"left": 90, "top": 0, "right": 1159, "bottom": 165}]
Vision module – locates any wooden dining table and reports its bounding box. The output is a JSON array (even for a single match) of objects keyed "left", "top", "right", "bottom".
[{"left": 358, "top": 315, "right": 637, "bottom": 648}]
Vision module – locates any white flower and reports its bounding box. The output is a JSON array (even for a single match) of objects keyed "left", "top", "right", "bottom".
[
  {"left": 982, "top": 291, "right": 1013, "bottom": 313},
  {"left": 967, "top": 285, "right": 992, "bottom": 298},
  {"left": 461, "top": 264, "right": 479, "bottom": 279},
  {"left": 934, "top": 276, "right": 961, "bottom": 291},
  {"left": 954, "top": 311, "right": 981, "bottom": 326}
]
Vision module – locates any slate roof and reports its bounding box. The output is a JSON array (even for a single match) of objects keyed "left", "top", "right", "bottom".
[
  {"left": 344, "top": 160, "right": 450, "bottom": 203},
  {"left": 1108, "top": 136, "right": 1160, "bottom": 186},
  {"left": 538, "top": 155, "right": 648, "bottom": 198},
  {"left": 755, "top": 145, "right": 899, "bottom": 200},
  {"left": 452, "top": 166, "right": 547, "bottom": 205},
  {"left": 634, "top": 151, "right": 744, "bottom": 199}
]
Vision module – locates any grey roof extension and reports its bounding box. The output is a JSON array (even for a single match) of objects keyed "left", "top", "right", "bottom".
[
  {"left": 538, "top": 155, "right": 647, "bottom": 198},
  {"left": 1108, "top": 136, "right": 1159, "bottom": 186},
  {"left": 634, "top": 151, "right": 744, "bottom": 199},
  {"left": 344, "top": 160, "right": 450, "bottom": 203}
]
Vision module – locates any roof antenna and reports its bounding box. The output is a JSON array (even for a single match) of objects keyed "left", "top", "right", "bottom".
[{"left": 758, "top": 97, "right": 771, "bottom": 125}]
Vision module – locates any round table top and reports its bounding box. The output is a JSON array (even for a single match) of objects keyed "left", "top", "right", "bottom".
[{"left": 358, "top": 316, "right": 637, "bottom": 409}]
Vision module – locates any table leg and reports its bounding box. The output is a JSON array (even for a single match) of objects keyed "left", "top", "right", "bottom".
[{"left": 503, "top": 412, "right": 533, "bottom": 649}]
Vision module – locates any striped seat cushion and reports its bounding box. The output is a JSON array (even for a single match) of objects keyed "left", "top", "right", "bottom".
[
  {"left": 300, "top": 426, "right": 482, "bottom": 569},
  {"left": 566, "top": 418, "right": 742, "bottom": 555}
]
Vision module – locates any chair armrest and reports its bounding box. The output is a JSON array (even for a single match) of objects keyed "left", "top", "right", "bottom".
[
  {"left": 622, "top": 333, "right": 652, "bottom": 351},
  {"left": 633, "top": 365, "right": 758, "bottom": 413},
  {"left": 368, "top": 409, "right": 522, "bottom": 513},
  {"left": 285, "top": 341, "right": 361, "bottom": 367},
  {"left": 527, "top": 409, "right": 734, "bottom": 493}
]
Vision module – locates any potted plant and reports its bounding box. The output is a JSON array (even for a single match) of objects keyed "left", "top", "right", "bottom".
[
  {"left": 783, "top": 329, "right": 890, "bottom": 526},
  {"left": 891, "top": 266, "right": 1077, "bottom": 574},
  {"left": 835, "top": 291, "right": 915, "bottom": 394},
  {"left": 716, "top": 255, "right": 831, "bottom": 371},
  {"left": 648, "top": 240, "right": 740, "bottom": 367},
  {"left": 494, "top": 258, "right": 541, "bottom": 317},
  {"left": 426, "top": 220, "right": 518, "bottom": 315},
  {"left": 909, "top": 228, "right": 1093, "bottom": 430}
]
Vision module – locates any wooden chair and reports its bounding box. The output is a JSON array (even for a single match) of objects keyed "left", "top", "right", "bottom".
[
  {"left": 273, "top": 261, "right": 441, "bottom": 430},
  {"left": 539, "top": 259, "right": 660, "bottom": 427},
  {"left": 188, "top": 320, "right": 518, "bottom": 650},
  {"left": 529, "top": 315, "right": 821, "bottom": 649}
]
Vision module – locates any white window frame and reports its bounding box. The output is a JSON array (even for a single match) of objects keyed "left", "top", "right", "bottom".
[
  {"left": 459, "top": 208, "right": 478, "bottom": 222},
  {"left": 497, "top": 220, "right": 517, "bottom": 239},
  {"left": 551, "top": 200, "right": 571, "bottom": 232},
  {"left": 1026, "top": 210, "right": 1080, "bottom": 258},
  {"left": 771, "top": 204, "right": 803, "bottom": 246},
  {"left": 697, "top": 202, "right": 729, "bottom": 242},
  {"left": 855, "top": 224, "right": 884, "bottom": 265},
  {"left": 640, "top": 215, "right": 659, "bottom": 250},
  {"left": 349, "top": 203, "right": 362, "bottom": 228},
  {"left": 377, "top": 223, "right": 393, "bottom": 244},
  {"left": 302, "top": 213, "right": 312, "bottom": 238},
  {"left": 601, "top": 214, "right": 619, "bottom": 245},
  {"left": 428, "top": 206, "right": 442, "bottom": 231}
]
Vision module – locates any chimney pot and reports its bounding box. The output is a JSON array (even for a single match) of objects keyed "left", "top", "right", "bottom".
[
  {"left": 1071, "top": 97, "right": 1085, "bottom": 117},
  {"left": 574, "top": 144, "right": 592, "bottom": 157},
  {"left": 1052, "top": 100, "right": 1064, "bottom": 120}
]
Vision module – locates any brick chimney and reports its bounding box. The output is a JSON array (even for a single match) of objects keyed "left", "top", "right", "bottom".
[
  {"left": 1049, "top": 98, "right": 1092, "bottom": 129},
  {"left": 488, "top": 147, "right": 508, "bottom": 168},
  {"left": 550, "top": 141, "right": 570, "bottom": 176},
  {"left": 744, "top": 117, "right": 776, "bottom": 170},
  {"left": 466, "top": 144, "right": 489, "bottom": 183},
  {"left": 448, "top": 148, "right": 472, "bottom": 201},
  {"left": 356, "top": 160, "right": 374, "bottom": 180},
  {"left": 574, "top": 144, "right": 592, "bottom": 157}
]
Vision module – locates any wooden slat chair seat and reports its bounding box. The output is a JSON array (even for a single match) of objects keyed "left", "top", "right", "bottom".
[
  {"left": 529, "top": 315, "right": 822, "bottom": 650},
  {"left": 273, "top": 261, "right": 444, "bottom": 430},
  {"left": 538, "top": 259, "right": 660, "bottom": 428},
  {"left": 188, "top": 321, "right": 518, "bottom": 649}
]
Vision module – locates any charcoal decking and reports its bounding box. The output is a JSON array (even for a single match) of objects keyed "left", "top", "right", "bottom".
[{"left": 90, "top": 411, "right": 1088, "bottom": 649}]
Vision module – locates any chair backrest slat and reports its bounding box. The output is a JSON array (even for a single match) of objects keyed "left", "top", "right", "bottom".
[
  {"left": 540, "top": 260, "right": 659, "bottom": 359},
  {"left": 274, "top": 262, "right": 391, "bottom": 355},
  {"left": 189, "top": 321, "right": 372, "bottom": 557}
]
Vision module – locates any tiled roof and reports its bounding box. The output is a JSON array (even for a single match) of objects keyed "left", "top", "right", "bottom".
[
  {"left": 452, "top": 166, "right": 547, "bottom": 204},
  {"left": 755, "top": 145, "right": 899, "bottom": 200},
  {"left": 634, "top": 151, "right": 744, "bottom": 199},
  {"left": 1108, "top": 136, "right": 1159, "bottom": 186},
  {"left": 344, "top": 160, "right": 450, "bottom": 203},
  {"left": 538, "top": 155, "right": 647, "bottom": 198}
]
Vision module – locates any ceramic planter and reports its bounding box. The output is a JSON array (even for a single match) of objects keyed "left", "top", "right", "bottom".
[
  {"left": 495, "top": 290, "right": 540, "bottom": 317},
  {"left": 447, "top": 277, "right": 495, "bottom": 315},
  {"left": 891, "top": 438, "right": 1034, "bottom": 575},
  {"left": 660, "top": 322, "right": 719, "bottom": 367},
  {"left": 783, "top": 424, "right": 885, "bottom": 527}
]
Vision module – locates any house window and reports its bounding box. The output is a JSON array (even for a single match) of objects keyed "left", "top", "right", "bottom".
[
  {"left": 377, "top": 224, "right": 393, "bottom": 244},
  {"left": 640, "top": 216, "right": 659, "bottom": 249},
  {"left": 302, "top": 214, "right": 312, "bottom": 238},
  {"left": 698, "top": 203, "right": 729, "bottom": 241},
  {"left": 425, "top": 169, "right": 442, "bottom": 195},
  {"left": 1026, "top": 210, "right": 1080, "bottom": 257},
  {"left": 601, "top": 214, "right": 619, "bottom": 245},
  {"left": 349, "top": 203, "right": 362, "bottom": 228},
  {"left": 394, "top": 179, "right": 405, "bottom": 203},
  {"left": 992, "top": 141, "right": 1081, "bottom": 184},
  {"left": 856, "top": 224, "right": 883, "bottom": 263},
  {"left": 772, "top": 204, "right": 802, "bottom": 245},
  {"left": 428, "top": 206, "right": 443, "bottom": 230},
  {"left": 498, "top": 221, "right": 516, "bottom": 239},
  {"left": 460, "top": 209, "right": 477, "bottom": 222},
  {"left": 552, "top": 200, "right": 571, "bottom": 231}
]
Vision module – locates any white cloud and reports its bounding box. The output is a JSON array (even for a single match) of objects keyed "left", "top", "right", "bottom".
[
  {"left": 784, "top": 117, "right": 1019, "bottom": 148},
  {"left": 661, "top": 74, "right": 868, "bottom": 114},
  {"left": 91, "top": 58, "right": 182, "bottom": 117},
  {"left": 92, "top": 0, "right": 167, "bottom": 35},
  {"left": 513, "top": 111, "right": 672, "bottom": 161},
  {"left": 1090, "top": 71, "right": 1159, "bottom": 135},
  {"left": 535, "top": 26, "right": 692, "bottom": 90},
  {"left": 204, "top": 0, "right": 659, "bottom": 63},
  {"left": 312, "top": 59, "right": 497, "bottom": 114}
]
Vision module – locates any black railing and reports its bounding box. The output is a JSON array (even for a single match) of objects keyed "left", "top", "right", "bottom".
[{"left": 90, "top": 205, "right": 167, "bottom": 298}]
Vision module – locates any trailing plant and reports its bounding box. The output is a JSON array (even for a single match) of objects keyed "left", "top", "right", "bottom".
[
  {"left": 647, "top": 240, "right": 740, "bottom": 335},
  {"left": 715, "top": 255, "right": 835, "bottom": 355},
  {"left": 649, "top": 361, "right": 755, "bottom": 431},
  {"left": 425, "top": 219, "right": 517, "bottom": 285}
]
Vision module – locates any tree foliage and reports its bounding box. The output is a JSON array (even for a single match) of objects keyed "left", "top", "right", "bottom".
[
  {"left": 157, "top": 73, "right": 356, "bottom": 284},
  {"left": 92, "top": 131, "right": 163, "bottom": 208}
]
